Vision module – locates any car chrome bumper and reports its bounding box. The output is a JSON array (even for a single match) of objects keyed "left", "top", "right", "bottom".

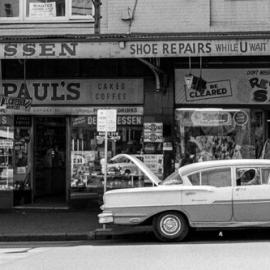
[{"left": 98, "top": 212, "right": 114, "bottom": 224}]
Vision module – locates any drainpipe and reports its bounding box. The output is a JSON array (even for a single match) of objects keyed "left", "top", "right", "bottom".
[
  {"left": 92, "top": 0, "right": 102, "bottom": 34},
  {"left": 138, "top": 58, "right": 166, "bottom": 92}
]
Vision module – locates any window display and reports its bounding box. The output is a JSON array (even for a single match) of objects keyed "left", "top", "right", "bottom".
[
  {"left": 175, "top": 108, "right": 263, "bottom": 166},
  {"left": 0, "top": 116, "right": 14, "bottom": 190},
  {"left": 70, "top": 115, "right": 144, "bottom": 198}
]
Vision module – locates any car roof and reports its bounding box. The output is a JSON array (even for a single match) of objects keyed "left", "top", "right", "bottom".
[{"left": 178, "top": 159, "right": 270, "bottom": 176}]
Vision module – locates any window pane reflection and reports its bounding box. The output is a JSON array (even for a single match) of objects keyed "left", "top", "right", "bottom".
[
  {"left": 72, "top": 0, "right": 92, "bottom": 16},
  {"left": 0, "top": 0, "right": 19, "bottom": 17}
]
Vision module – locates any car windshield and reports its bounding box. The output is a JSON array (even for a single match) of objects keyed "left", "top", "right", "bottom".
[{"left": 161, "top": 171, "right": 183, "bottom": 185}]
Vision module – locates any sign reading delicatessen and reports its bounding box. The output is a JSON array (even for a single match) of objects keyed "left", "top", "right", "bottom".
[{"left": 72, "top": 107, "right": 143, "bottom": 127}]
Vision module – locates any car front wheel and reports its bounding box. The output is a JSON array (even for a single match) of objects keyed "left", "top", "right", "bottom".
[{"left": 153, "top": 212, "right": 189, "bottom": 242}]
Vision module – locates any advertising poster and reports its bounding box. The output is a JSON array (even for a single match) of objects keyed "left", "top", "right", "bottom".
[{"left": 175, "top": 69, "right": 270, "bottom": 105}]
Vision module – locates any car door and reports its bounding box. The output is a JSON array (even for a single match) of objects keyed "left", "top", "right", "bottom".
[
  {"left": 183, "top": 167, "right": 233, "bottom": 222},
  {"left": 233, "top": 167, "right": 270, "bottom": 222}
]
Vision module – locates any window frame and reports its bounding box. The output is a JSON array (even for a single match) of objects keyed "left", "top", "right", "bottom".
[
  {"left": 0, "top": 0, "right": 23, "bottom": 22},
  {"left": 0, "top": 0, "right": 94, "bottom": 23},
  {"left": 69, "top": 0, "right": 95, "bottom": 21}
]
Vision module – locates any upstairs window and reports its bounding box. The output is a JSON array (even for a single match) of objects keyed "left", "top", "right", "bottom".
[
  {"left": 26, "top": 0, "right": 66, "bottom": 18},
  {"left": 0, "top": 0, "right": 94, "bottom": 22},
  {"left": 0, "top": 1, "right": 20, "bottom": 19}
]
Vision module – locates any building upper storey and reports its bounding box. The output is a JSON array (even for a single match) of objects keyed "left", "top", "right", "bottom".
[{"left": 0, "top": 0, "right": 270, "bottom": 37}]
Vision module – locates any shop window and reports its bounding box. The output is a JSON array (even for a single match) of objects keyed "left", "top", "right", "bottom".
[
  {"left": 0, "top": 116, "right": 14, "bottom": 191},
  {"left": 0, "top": 0, "right": 94, "bottom": 21},
  {"left": 70, "top": 115, "right": 144, "bottom": 199},
  {"left": 175, "top": 108, "right": 260, "bottom": 166}
]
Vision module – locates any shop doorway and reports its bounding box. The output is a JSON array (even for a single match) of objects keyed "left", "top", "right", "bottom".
[{"left": 33, "top": 116, "right": 66, "bottom": 204}]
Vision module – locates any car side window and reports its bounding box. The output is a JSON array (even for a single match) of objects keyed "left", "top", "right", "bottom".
[
  {"left": 188, "top": 172, "right": 200, "bottom": 185},
  {"left": 201, "top": 168, "right": 231, "bottom": 187},
  {"left": 236, "top": 167, "right": 261, "bottom": 186},
  {"left": 261, "top": 168, "right": 270, "bottom": 184}
]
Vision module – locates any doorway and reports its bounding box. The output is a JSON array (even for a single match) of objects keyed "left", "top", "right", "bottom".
[{"left": 33, "top": 116, "right": 66, "bottom": 204}]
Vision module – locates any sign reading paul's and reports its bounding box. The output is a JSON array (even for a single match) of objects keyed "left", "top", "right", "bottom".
[
  {"left": 0, "top": 78, "right": 143, "bottom": 105},
  {"left": 175, "top": 69, "right": 270, "bottom": 105}
]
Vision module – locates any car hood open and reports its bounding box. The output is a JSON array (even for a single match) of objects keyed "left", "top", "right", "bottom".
[{"left": 110, "top": 154, "right": 161, "bottom": 186}]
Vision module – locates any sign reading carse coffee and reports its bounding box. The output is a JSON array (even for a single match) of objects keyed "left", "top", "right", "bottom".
[
  {"left": 1, "top": 39, "right": 270, "bottom": 59},
  {"left": 0, "top": 79, "right": 143, "bottom": 105}
]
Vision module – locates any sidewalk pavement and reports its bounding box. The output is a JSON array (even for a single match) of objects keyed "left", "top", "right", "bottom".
[
  {"left": 0, "top": 208, "right": 102, "bottom": 242},
  {"left": 0, "top": 207, "right": 153, "bottom": 242}
]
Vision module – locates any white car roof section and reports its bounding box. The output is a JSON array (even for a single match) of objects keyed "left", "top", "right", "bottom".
[
  {"left": 179, "top": 159, "right": 270, "bottom": 177},
  {"left": 111, "top": 154, "right": 161, "bottom": 186}
]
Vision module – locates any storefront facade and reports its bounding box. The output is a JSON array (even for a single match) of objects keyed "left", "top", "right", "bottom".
[
  {"left": 0, "top": 53, "right": 174, "bottom": 208},
  {"left": 174, "top": 67, "right": 270, "bottom": 166},
  {"left": 1, "top": 0, "right": 270, "bottom": 209}
]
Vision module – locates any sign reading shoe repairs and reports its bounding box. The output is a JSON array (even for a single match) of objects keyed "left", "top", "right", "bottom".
[
  {"left": 1, "top": 39, "right": 270, "bottom": 59},
  {"left": 175, "top": 69, "right": 270, "bottom": 105},
  {"left": 0, "top": 78, "right": 143, "bottom": 105}
]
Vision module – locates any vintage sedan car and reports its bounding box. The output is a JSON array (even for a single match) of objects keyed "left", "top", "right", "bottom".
[{"left": 98, "top": 155, "right": 270, "bottom": 241}]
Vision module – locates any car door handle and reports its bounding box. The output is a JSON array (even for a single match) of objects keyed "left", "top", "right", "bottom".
[
  {"left": 185, "top": 192, "right": 196, "bottom": 195},
  {"left": 235, "top": 187, "right": 247, "bottom": 191}
]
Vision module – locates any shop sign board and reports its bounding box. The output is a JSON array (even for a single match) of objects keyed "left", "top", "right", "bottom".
[
  {"left": 190, "top": 110, "right": 232, "bottom": 127},
  {"left": 71, "top": 107, "right": 144, "bottom": 127},
  {"left": 0, "top": 95, "right": 32, "bottom": 112},
  {"left": 97, "top": 109, "right": 117, "bottom": 132},
  {"left": 14, "top": 115, "right": 32, "bottom": 127},
  {"left": 18, "top": 106, "right": 143, "bottom": 116},
  {"left": 144, "top": 122, "right": 163, "bottom": 143},
  {"left": 175, "top": 68, "right": 270, "bottom": 105},
  {"left": 0, "top": 79, "right": 143, "bottom": 105},
  {"left": 0, "top": 115, "right": 13, "bottom": 126},
  {"left": 1, "top": 39, "right": 270, "bottom": 59}
]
